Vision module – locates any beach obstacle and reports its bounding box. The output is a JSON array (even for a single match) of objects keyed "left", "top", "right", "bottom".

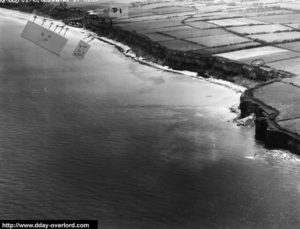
[
  {"left": 21, "top": 21, "right": 68, "bottom": 56},
  {"left": 22, "top": 15, "right": 89, "bottom": 58},
  {"left": 58, "top": 25, "right": 65, "bottom": 34},
  {"left": 41, "top": 18, "right": 46, "bottom": 26},
  {"left": 72, "top": 40, "right": 91, "bottom": 60},
  {"left": 64, "top": 28, "right": 69, "bottom": 36}
]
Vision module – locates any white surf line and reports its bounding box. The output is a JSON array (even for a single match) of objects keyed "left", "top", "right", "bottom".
[
  {"left": 96, "top": 36, "right": 246, "bottom": 93},
  {"left": 1, "top": 8, "right": 246, "bottom": 93}
]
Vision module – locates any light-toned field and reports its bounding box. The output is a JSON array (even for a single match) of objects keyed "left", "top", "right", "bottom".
[
  {"left": 253, "top": 14, "right": 300, "bottom": 24},
  {"left": 248, "top": 31, "right": 300, "bottom": 43},
  {"left": 184, "top": 21, "right": 218, "bottom": 29},
  {"left": 240, "top": 51, "right": 300, "bottom": 65},
  {"left": 283, "top": 76, "right": 300, "bottom": 87},
  {"left": 209, "top": 18, "right": 265, "bottom": 27},
  {"left": 285, "top": 23, "right": 300, "bottom": 29},
  {"left": 151, "top": 6, "right": 196, "bottom": 15},
  {"left": 186, "top": 34, "right": 250, "bottom": 48},
  {"left": 192, "top": 12, "right": 242, "bottom": 21},
  {"left": 267, "top": 57, "right": 300, "bottom": 75},
  {"left": 276, "top": 41, "right": 300, "bottom": 53},
  {"left": 194, "top": 4, "right": 233, "bottom": 14},
  {"left": 279, "top": 3, "right": 300, "bottom": 11},
  {"left": 205, "top": 42, "right": 262, "bottom": 54},
  {"left": 215, "top": 46, "right": 288, "bottom": 60},
  {"left": 228, "top": 24, "right": 292, "bottom": 35},
  {"left": 242, "top": 10, "right": 294, "bottom": 17},
  {"left": 278, "top": 119, "right": 300, "bottom": 136},
  {"left": 254, "top": 81, "right": 300, "bottom": 121},
  {"left": 161, "top": 28, "right": 228, "bottom": 39},
  {"left": 158, "top": 39, "right": 205, "bottom": 51}
]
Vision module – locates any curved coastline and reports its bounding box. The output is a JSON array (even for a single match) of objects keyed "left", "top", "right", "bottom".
[
  {"left": 84, "top": 16, "right": 299, "bottom": 155},
  {"left": 95, "top": 35, "right": 246, "bottom": 93},
  {"left": 1, "top": 5, "right": 299, "bottom": 155}
]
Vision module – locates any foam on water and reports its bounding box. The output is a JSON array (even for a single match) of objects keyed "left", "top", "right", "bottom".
[
  {"left": 2, "top": 8, "right": 246, "bottom": 94},
  {"left": 1, "top": 9, "right": 300, "bottom": 228},
  {"left": 245, "top": 148, "right": 300, "bottom": 163},
  {"left": 96, "top": 36, "right": 246, "bottom": 93},
  {"left": 266, "top": 149, "right": 300, "bottom": 162}
]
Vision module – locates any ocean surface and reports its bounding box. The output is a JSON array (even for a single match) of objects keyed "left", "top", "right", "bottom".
[{"left": 0, "top": 9, "right": 300, "bottom": 229}]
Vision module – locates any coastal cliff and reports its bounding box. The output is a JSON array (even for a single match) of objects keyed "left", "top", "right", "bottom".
[
  {"left": 85, "top": 19, "right": 300, "bottom": 156},
  {"left": 240, "top": 81, "right": 300, "bottom": 155},
  {"left": 84, "top": 18, "right": 294, "bottom": 89},
  {"left": 1, "top": 3, "right": 299, "bottom": 155}
]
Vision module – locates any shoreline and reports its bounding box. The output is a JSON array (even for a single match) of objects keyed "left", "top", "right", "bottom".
[
  {"left": 95, "top": 35, "right": 246, "bottom": 94},
  {"left": 81, "top": 13, "right": 300, "bottom": 155},
  {"left": 1, "top": 5, "right": 299, "bottom": 155}
]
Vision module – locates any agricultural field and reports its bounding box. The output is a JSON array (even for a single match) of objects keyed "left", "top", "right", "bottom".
[
  {"left": 161, "top": 28, "right": 228, "bottom": 39},
  {"left": 186, "top": 34, "right": 251, "bottom": 48},
  {"left": 285, "top": 23, "right": 300, "bottom": 30},
  {"left": 127, "top": 8, "right": 154, "bottom": 18},
  {"left": 248, "top": 31, "right": 300, "bottom": 43},
  {"left": 239, "top": 51, "right": 300, "bottom": 65},
  {"left": 228, "top": 24, "right": 293, "bottom": 35},
  {"left": 283, "top": 77, "right": 300, "bottom": 87},
  {"left": 215, "top": 45, "right": 300, "bottom": 65},
  {"left": 184, "top": 21, "right": 218, "bottom": 29},
  {"left": 144, "top": 32, "right": 174, "bottom": 42},
  {"left": 267, "top": 57, "right": 300, "bottom": 75},
  {"left": 204, "top": 42, "right": 262, "bottom": 54},
  {"left": 209, "top": 18, "right": 265, "bottom": 27},
  {"left": 276, "top": 41, "right": 300, "bottom": 53},
  {"left": 151, "top": 6, "right": 196, "bottom": 15},
  {"left": 278, "top": 119, "right": 300, "bottom": 136},
  {"left": 254, "top": 82, "right": 300, "bottom": 121},
  {"left": 242, "top": 9, "right": 293, "bottom": 17},
  {"left": 194, "top": 4, "right": 231, "bottom": 14},
  {"left": 187, "top": 12, "right": 242, "bottom": 22},
  {"left": 157, "top": 39, "right": 205, "bottom": 52},
  {"left": 278, "top": 3, "right": 300, "bottom": 11},
  {"left": 118, "top": 17, "right": 185, "bottom": 32},
  {"left": 215, "top": 46, "right": 288, "bottom": 61},
  {"left": 115, "top": 0, "right": 300, "bottom": 78},
  {"left": 252, "top": 14, "right": 300, "bottom": 24},
  {"left": 143, "top": 25, "right": 192, "bottom": 33}
]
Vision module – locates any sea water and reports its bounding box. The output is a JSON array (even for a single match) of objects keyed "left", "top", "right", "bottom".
[{"left": 0, "top": 8, "right": 299, "bottom": 229}]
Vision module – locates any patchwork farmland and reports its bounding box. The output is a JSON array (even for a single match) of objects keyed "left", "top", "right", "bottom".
[
  {"left": 228, "top": 24, "right": 292, "bottom": 35},
  {"left": 186, "top": 34, "right": 251, "bottom": 48},
  {"left": 248, "top": 31, "right": 300, "bottom": 44},
  {"left": 6, "top": 0, "right": 298, "bottom": 153},
  {"left": 160, "top": 28, "right": 229, "bottom": 39},
  {"left": 208, "top": 18, "right": 265, "bottom": 27},
  {"left": 109, "top": 0, "right": 300, "bottom": 151},
  {"left": 114, "top": 0, "right": 300, "bottom": 66}
]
